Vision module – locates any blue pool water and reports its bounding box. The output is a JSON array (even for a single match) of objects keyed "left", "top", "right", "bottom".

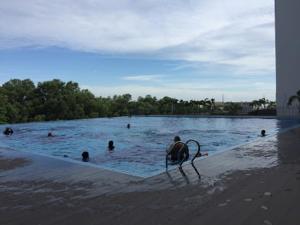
[{"left": 0, "top": 116, "right": 299, "bottom": 177}]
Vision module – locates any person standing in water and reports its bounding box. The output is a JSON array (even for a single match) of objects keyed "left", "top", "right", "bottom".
[
  {"left": 127, "top": 124, "right": 131, "bottom": 129},
  {"left": 261, "top": 130, "right": 266, "bottom": 137}
]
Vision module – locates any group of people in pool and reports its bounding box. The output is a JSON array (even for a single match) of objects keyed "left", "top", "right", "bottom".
[
  {"left": 2, "top": 126, "right": 267, "bottom": 163},
  {"left": 2, "top": 124, "right": 121, "bottom": 163},
  {"left": 81, "top": 124, "right": 130, "bottom": 162},
  {"left": 81, "top": 140, "right": 115, "bottom": 162},
  {"left": 166, "top": 129, "right": 267, "bottom": 162}
]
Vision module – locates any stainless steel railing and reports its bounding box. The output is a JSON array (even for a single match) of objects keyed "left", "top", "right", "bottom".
[{"left": 166, "top": 139, "right": 202, "bottom": 179}]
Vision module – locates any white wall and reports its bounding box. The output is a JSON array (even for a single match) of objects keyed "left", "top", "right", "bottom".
[{"left": 275, "top": 0, "right": 300, "bottom": 116}]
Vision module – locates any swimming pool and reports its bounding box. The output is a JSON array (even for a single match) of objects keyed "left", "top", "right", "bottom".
[{"left": 0, "top": 116, "right": 299, "bottom": 177}]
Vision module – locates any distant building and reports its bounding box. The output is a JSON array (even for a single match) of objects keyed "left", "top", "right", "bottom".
[{"left": 275, "top": 0, "right": 300, "bottom": 117}]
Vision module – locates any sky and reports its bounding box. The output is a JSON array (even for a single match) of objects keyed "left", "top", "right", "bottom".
[{"left": 0, "top": 0, "right": 275, "bottom": 101}]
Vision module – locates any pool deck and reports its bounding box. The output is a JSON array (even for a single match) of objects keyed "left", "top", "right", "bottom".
[{"left": 1, "top": 127, "right": 300, "bottom": 225}]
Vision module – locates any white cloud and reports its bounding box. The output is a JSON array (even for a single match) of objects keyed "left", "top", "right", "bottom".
[
  {"left": 122, "top": 74, "right": 164, "bottom": 81},
  {"left": 0, "top": 0, "right": 275, "bottom": 74}
]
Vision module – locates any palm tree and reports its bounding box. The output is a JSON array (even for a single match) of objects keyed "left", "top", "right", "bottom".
[
  {"left": 250, "top": 100, "right": 259, "bottom": 110},
  {"left": 267, "top": 101, "right": 276, "bottom": 109},
  {"left": 258, "top": 98, "right": 268, "bottom": 109},
  {"left": 203, "top": 98, "right": 211, "bottom": 111},
  {"left": 288, "top": 90, "right": 300, "bottom": 113},
  {"left": 210, "top": 98, "right": 215, "bottom": 111},
  {"left": 288, "top": 90, "right": 300, "bottom": 105}
]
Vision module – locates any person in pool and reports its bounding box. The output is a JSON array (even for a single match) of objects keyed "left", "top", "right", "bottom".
[
  {"left": 167, "top": 136, "right": 189, "bottom": 161},
  {"left": 82, "top": 151, "right": 89, "bottom": 162},
  {"left": 3, "top": 127, "right": 13, "bottom": 136},
  {"left": 261, "top": 129, "right": 266, "bottom": 137},
  {"left": 127, "top": 123, "right": 131, "bottom": 129},
  {"left": 48, "top": 132, "right": 54, "bottom": 137},
  {"left": 108, "top": 140, "right": 115, "bottom": 151}
]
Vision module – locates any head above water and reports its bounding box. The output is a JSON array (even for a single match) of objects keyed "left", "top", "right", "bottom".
[
  {"left": 3, "top": 127, "right": 13, "bottom": 136},
  {"left": 82, "top": 151, "right": 89, "bottom": 162},
  {"left": 261, "top": 130, "right": 266, "bottom": 136},
  {"left": 108, "top": 140, "right": 115, "bottom": 150},
  {"left": 174, "top": 136, "right": 181, "bottom": 142},
  {"left": 48, "top": 132, "right": 53, "bottom": 137}
]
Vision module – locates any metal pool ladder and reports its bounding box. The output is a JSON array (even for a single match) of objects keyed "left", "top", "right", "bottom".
[{"left": 165, "top": 139, "right": 202, "bottom": 179}]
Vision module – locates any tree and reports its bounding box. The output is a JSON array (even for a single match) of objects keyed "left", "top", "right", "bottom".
[
  {"left": 3, "top": 78, "right": 276, "bottom": 123},
  {"left": 0, "top": 87, "right": 8, "bottom": 123},
  {"left": 258, "top": 98, "right": 269, "bottom": 109},
  {"left": 110, "top": 94, "right": 132, "bottom": 116},
  {"left": 250, "top": 100, "right": 257, "bottom": 110},
  {"left": 288, "top": 90, "right": 300, "bottom": 112},
  {"left": 224, "top": 102, "right": 242, "bottom": 115},
  {"left": 1, "top": 79, "right": 35, "bottom": 122},
  {"left": 288, "top": 90, "right": 300, "bottom": 105},
  {"left": 158, "top": 97, "right": 178, "bottom": 114},
  {"left": 267, "top": 101, "right": 276, "bottom": 109}
]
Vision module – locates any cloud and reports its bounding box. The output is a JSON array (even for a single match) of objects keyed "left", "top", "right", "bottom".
[
  {"left": 122, "top": 74, "right": 164, "bottom": 82},
  {"left": 0, "top": 0, "right": 275, "bottom": 74}
]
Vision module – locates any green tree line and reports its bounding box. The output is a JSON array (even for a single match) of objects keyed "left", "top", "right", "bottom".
[{"left": 0, "top": 79, "right": 274, "bottom": 124}]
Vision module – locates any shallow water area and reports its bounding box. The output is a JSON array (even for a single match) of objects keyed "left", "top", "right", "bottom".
[{"left": 0, "top": 116, "right": 299, "bottom": 177}]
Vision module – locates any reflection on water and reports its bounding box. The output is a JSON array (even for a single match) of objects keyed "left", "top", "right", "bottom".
[{"left": 0, "top": 116, "right": 299, "bottom": 177}]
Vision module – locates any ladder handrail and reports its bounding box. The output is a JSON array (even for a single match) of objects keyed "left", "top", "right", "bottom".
[
  {"left": 185, "top": 139, "right": 201, "bottom": 178},
  {"left": 165, "top": 139, "right": 202, "bottom": 179},
  {"left": 185, "top": 139, "right": 201, "bottom": 163}
]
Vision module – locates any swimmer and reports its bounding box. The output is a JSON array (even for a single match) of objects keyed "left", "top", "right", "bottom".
[
  {"left": 127, "top": 123, "right": 131, "bottom": 129},
  {"left": 167, "top": 136, "right": 189, "bottom": 161},
  {"left": 82, "top": 151, "right": 89, "bottom": 162},
  {"left": 108, "top": 140, "right": 115, "bottom": 151},
  {"left": 3, "top": 127, "right": 13, "bottom": 136},
  {"left": 261, "top": 129, "right": 266, "bottom": 137},
  {"left": 48, "top": 132, "right": 54, "bottom": 137}
]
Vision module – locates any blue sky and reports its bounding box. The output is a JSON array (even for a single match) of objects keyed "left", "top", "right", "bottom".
[{"left": 0, "top": 0, "right": 275, "bottom": 101}]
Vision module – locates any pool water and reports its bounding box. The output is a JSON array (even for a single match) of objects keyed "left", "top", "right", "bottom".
[{"left": 0, "top": 116, "right": 299, "bottom": 177}]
